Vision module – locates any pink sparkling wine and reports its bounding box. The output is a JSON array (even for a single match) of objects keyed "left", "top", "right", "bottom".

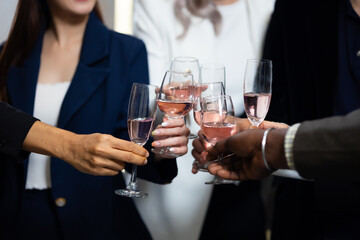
[
  {"left": 201, "top": 122, "right": 236, "bottom": 145},
  {"left": 244, "top": 92, "right": 271, "bottom": 126},
  {"left": 128, "top": 118, "right": 154, "bottom": 146},
  {"left": 157, "top": 99, "right": 192, "bottom": 118},
  {"left": 194, "top": 110, "right": 202, "bottom": 125}
]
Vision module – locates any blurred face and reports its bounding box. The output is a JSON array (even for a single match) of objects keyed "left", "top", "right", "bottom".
[{"left": 47, "top": 0, "right": 97, "bottom": 18}]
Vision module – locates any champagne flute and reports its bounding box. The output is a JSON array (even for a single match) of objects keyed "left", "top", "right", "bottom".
[
  {"left": 171, "top": 56, "right": 200, "bottom": 139},
  {"left": 243, "top": 59, "right": 272, "bottom": 127},
  {"left": 192, "top": 82, "right": 225, "bottom": 172},
  {"left": 193, "top": 82, "right": 225, "bottom": 126},
  {"left": 152, "top": 70, "right": 194, "bottom": 158},
  {"left": 200, "top": 63, "right": 226, "bottom": 90},
  {"left": 201, "top": 95, "right": 237, "bottom": 184},
  {"left": 115, "top": 83, "right": 157, "bottom": 198}
]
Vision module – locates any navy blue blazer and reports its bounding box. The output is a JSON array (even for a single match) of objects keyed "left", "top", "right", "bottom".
[{"left": 1, "top": 13, "right": 177, "bottom": 239}]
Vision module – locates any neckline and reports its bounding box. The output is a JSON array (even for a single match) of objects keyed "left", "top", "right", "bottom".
[{"left": 38, "top": 82, "right": 71, "bottom": 86}]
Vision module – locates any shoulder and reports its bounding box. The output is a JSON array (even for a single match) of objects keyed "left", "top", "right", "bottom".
[
  {"left": 108, "top": 30, "right": 147, "bottom": 57},
  {"left": 248, "top": 0, "right": 276, "bottom": 13},
  {"left": 134, "top": 0, "right": 173, "bottom": 15},
  {"left": 133, "top": 0, "right": 175, "bottom": 27}
]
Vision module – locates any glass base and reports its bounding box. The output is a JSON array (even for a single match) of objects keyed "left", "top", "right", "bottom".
[
  {"left": 115, "top": 189, "right": 148, "bottom": 198},
  {"left": 193, "top": 160, "right": 209, "bottom": 172},
  {"left": 151, "top": 147, "right": 183, "bottom": 158},
  {"left": 205, "top": 177, "right": 240, "bottom": 185}
]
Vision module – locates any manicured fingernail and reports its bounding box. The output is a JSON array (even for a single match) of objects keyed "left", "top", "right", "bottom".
[
  {"left": 162, "top": 122, "right": 168, "bottom": 127},
  {"left": 152, "top": 130, "right": 160, "bottom": 136},
  {"left": 153, "top": 141, "right": 161, "bottom": 147},
  {"left": 169, "top": 148, "right": 175, "bottom": 152}
]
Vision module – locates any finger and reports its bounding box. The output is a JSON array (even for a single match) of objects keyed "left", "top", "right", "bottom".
[
  {"left": 198, "top": 151, "right": 208, "bottom": 164},
  {"left": 192, "top": 138, "right": 206, "bottom": 153},
  {"left": 161, "top": 118, "right": 186, "bottom": 127},
  {"left": 167, "top": 145, "right": 188, "bottom": 155},
  {"left": 95, "top": 158, "right": 125, "bottom": 172},
  {"left": 235, "top": 117, "right": 252, "bottom": 131},
  {"left": 259, "top": 121, "right": 289, "bottom": 129},
  {"left": 198, "top": 131, "right": 206, "bottom": 145},
  {"left": 152, "top": 126, "right": 190, "bottom": 137},
  {"left": 207, "top": 163, "right": 223, "bottom": 174},
  {"left": 109, "top": 149, "right": 148, "bottom": 165},
  {"left": 88, "top": 167, "right": 119, "bottom": 176},
  {"left": 97, "top": 145, "right": 148, "bottom": 165},
  {"left": 216, "top": 169, "right": 243, "bottom": 181},
  {"left": 191, "top": 148, "right": 203, "bottom": 162},
  {"left": 206, "top": 139, "right": 229, "bottom": 160},
  {"left": 111, "top": 137, "right": 149, "bottom": 157},
  {"left": 152, "top": 136, "right": 188, "bottom": 148},
  {"left": 192, "top": 160, "right": 200, "bottom": 174},
  {"left": 192, "top": 167, "right": 199, "bottom": 174}
]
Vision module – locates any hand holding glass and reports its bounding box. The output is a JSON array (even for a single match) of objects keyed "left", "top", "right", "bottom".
[
  {"left": 171, "top": 56, "right": 200, "bottom": 139},
  {"left": 115, "top": 83, "right": 157, "bottom": 198},
  {"left": 201, "top": 95, "right": 237, "bottom": 184},
  {"left": 153, "top": 70, "right": 194, "bottom": 158}
]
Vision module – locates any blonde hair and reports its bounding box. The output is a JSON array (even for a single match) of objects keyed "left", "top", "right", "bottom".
[{"left": 174, "top": 0, "right": 222, "bottom": 39}]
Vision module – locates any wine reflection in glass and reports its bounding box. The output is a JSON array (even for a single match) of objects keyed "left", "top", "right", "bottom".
[
  {"left": 201, "top": 95, "right": 237, "bottom": 184},
  {"left": 115, "top": 83, "right": 157, "bottom": 198},
  {"left": 243, "top": 59, "right": 272, "bottom": 127},
  {"left": 171, "top": 56, "right": 200, "bottom": 139},
  {"left": 152, "top": 70, "right": 194, "bottom": 158}
]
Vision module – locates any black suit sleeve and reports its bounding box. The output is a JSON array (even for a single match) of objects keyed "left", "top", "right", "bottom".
[
  {"left": 294, "top": 109, "right": 360, "bottom": 180},
  {"left": 0, "top": 101, "right": 38, "bottom": 161}
]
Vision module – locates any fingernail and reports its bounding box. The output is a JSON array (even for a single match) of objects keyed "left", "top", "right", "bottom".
[
  {"left": 169, "top": 148, "right": 175, "bottom": 152},
  {"left": 143, "top": 159, "right": 148, "bottom": 165},
  {"left": 152, "top": 130, "right": 160, "bottom": 136},
  {"left": 145, "top": 151, "right": 150, "bottom": 158},
  {"left": 153, "top": 141, "right": 161, "bottom": 147},
  {"left": 161, "top": 122, "right": 168, "bottom": 127}
]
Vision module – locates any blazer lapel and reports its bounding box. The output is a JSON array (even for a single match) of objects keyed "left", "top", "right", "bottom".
[
  {"left": 57, "top": 13, "right": 110, "bottom": 128},
  {"left": 306, "top": 0, "right": 339, "bottom": 118}
]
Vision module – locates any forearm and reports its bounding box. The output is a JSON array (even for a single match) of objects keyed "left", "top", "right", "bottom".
[{"left": 22, "top": 121, "right": 76, "bottom": 161}]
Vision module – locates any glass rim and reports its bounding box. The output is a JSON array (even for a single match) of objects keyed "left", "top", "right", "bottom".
[
  {"left": 132, "top": 82, "right": 158, "bottom": 88},
  {"left": 195, "top": 81, "right": 223, "bottom": 86},
  {"left": 164, "top": 70, "right": 194, "bottom": 76},
  {"left": 202, "top": 94, "right": 232, "bottom": 101},
  {"left": 172, "top": 56, "right": 199, "bottom": 63}
]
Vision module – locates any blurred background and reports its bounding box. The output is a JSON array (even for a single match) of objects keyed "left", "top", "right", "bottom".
[{"left": 0, "top": 0, "right": 134, "bottom": 43}]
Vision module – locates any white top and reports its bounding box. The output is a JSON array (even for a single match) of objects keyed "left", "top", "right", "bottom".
[
  {"left": 25, "top": 82, "right": 70, "bottom": 190},
  {"left": 133, "top": 0, "right": 275, "bottom": 239}
]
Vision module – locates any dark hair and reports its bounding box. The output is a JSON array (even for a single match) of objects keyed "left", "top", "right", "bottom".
[
  {"left": 174, "top": 0, "right": 222, "bottom": 39},
  {"left": 0, "top": 0, "right": 103, "bottom": 102}
]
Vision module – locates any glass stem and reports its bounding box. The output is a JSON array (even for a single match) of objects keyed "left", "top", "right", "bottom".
[
  {"left": 127, "top": 165, "right": 139, "bottom": 191},
  {"left": 127, "top": 141, "right": 145, "bottom": 191}
]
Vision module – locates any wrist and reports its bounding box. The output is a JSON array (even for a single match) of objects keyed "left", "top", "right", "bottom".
[
  {"left": 266, "top": 128, "right": 288, "bottom": 169},
  {"left": 55, "top": 130, "right": 79, "bottom": 164}
]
